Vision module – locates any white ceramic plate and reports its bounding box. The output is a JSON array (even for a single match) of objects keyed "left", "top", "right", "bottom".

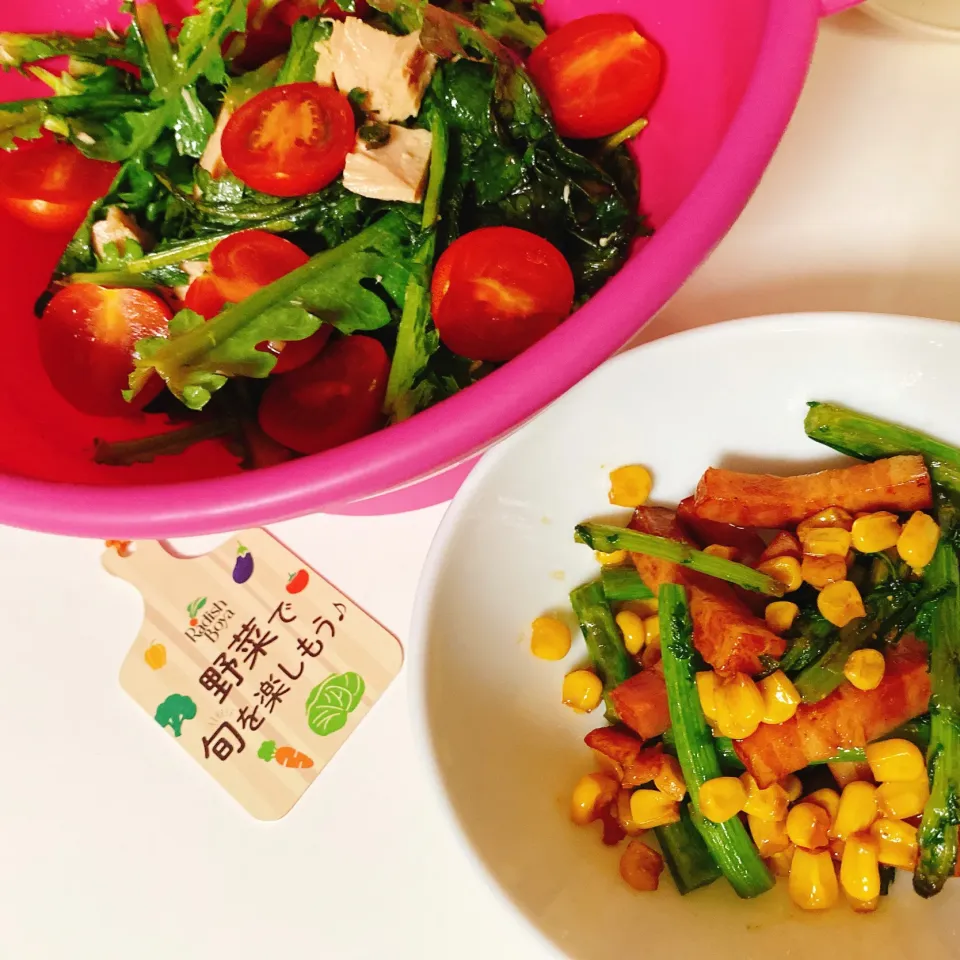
[{"left": 410, "top": 314, "right": 960, "bottom": 960}]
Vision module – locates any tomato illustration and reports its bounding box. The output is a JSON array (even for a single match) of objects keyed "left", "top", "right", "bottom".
[{"left": 287, "top": 569, "right": 309, "bottom": 594}]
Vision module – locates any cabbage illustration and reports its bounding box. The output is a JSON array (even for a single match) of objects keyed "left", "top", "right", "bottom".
[{"left": 305, "top": 672, "right": 366, "bottom": 737}]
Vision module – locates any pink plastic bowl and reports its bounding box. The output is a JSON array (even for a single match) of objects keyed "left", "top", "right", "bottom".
[{"left": 0, "top": 0, "right": 862, "bottom": 537}]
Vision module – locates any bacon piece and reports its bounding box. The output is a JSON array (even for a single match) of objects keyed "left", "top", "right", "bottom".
[
  {"left": 609, "top": 667, "right": 671, "bottom": 740},
  {"left": 734, "top": 636, "right": 931, "bottom": 786},
  {"left": 757, "top": 531, "right": 801, "bottom": 564},
  {"left": 692, "top": 455, "right": 931, "bottom": 528},
  {"left": 676, "top": 496, "right": 765, "bottom": 565},
  {"left": 628, "top": 507, "right": 785, "bottom": 675}
]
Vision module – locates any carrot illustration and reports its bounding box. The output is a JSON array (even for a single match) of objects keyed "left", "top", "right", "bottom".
[
  {"left": 186, "top": 596, "right": 207, "bottom": 626},
  {"left": 257, "top": 739, "right": 314, "bottom": 769}
]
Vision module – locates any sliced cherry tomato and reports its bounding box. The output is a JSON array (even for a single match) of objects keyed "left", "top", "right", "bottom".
[
  {"left": 38, "top": 284, "right": 171, "bottom": 418},
  {"left": 526, "top": 14, "right": 662, "bottom": 139},
  {"left": 0, "top": 138, "right": 118, "bottom": 231},
  {"left": 221, "top": 83, "right": 355, "bottom": 197},
  {"left": 210, "top": 230, "right": 310, "bottom": 300},
  {"left": 265, "top": 326, "right": 334, "bottom": 375},
  {"left": 431, "top": 226, "right": 574, "bottom": 363},
  {"left": 184, "top": 274, "right": 229, "bottom": 320},
  {"left": 258, "top": 335, "right": 390, "bottom": 454}
]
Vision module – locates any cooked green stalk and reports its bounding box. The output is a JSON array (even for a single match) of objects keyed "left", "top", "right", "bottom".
[
  {"left": 575, "top": 523, "right": 785, "bottom": 597},
  {"left": 0, "top": 30, "right": 134, "bottom": 70},
  {"left": 657, "top": 583, "right": 774, "bottom": 899},
  {"left": 600, "top": 566, "right": 653, "bottom": 603},
  {"left": 778, "top": 608, "right": 836, "bottom": 675},
  {"left": 655, "top": 807, "right": 721, "bottom": 895}
]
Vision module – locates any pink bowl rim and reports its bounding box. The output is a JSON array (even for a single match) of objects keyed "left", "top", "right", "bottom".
[{"left": 0, "top": 0, "right": 822, "bottom": 539}]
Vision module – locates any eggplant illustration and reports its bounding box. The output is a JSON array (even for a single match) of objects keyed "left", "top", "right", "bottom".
[{"left": 233, "top": 544, "right": 254, "bottom": 583}]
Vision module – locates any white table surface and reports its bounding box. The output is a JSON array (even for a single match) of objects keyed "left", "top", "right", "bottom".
[{"left": 3, "top": 10, "right": 960, "bottom": 960}]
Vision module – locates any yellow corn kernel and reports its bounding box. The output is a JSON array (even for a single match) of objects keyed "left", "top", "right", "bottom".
[
  {"left": 616, "top": 610, "right": 647, "bottom": 656},
  {"left": 829, "top": 837, "right": 846, "bottom": 863},
  {"left": 703, "top": 544, "right": 738, "bottom": 561},
  {"left": 749, "top": 814, "right": 791, "bottom": 856},
  {"left": 615, "top": 788, "right": 646, "bottom": 836},
  {"left": 653, "top": 754, "right": 687, "bottom": 802},
  {"left": 562, "top": 669, "right": 603, "bottom": 713},
  {"left": 806, "top": 788, "right": 841, "bottom": 827},
  {"left": 786, "top": 802, "right": 831, "bottom": 850},
  {"left": 570, "top": 772, "right": 618, "bottom": 825},
  {"left": 623, "top": 597, "right": 659, "bottom": 619},
  {"left": 818, "top": 580, "right": 866, "bottom": 628},
  {"left": 608, "top": 465, "right": 653, "bottom": 508},
  {"left": 696, "top": 671, "right": 719, "bottom": 721},
  {"left": 801, "top": 554, "right": 848, "bottom": 590},
  {"left": 713, "top": 672, "right": 765, "bottom": 739},
  {"left": 741, "top": 772, "right": 789, "bottom": 822},
  {"left": 831, "top": 781, "right": 878, "bottom": 840},
  {"left": 592, "top": 750, "right": 623, "bottom": 782},
  {"left": 629, "top": 788, "right": 681, "bottom": 829},
  {"left": 897, "top": 511, "right": 940, "bottom": 572},
  {"left": 843, "top": 648, "right": 886, "bottom": 691},
  {"left": 847, "top": 893, "right": 879, "bottom": 914},
  {"left": 758, "top": 670, "right": 801, "bottom": 725},
  {"left": 877, "top": 774, "right": 930, "bottom": 820},
  {"left": 698, "top": 777, "right": 747, "bottom": 823},
  {"left": 530, "top": 616, "right": 572, "bottom": 661},
  {"left": 756, "top": 556, "right": 802, "bottom": 593},
  {"left": 789, "top": 849, "right": 839, "bottom": 911},
  {"left": 840, "top": 833, "right": 881, "bottom": 903},
  {"left": 780, "top": 775, "right": 803, "bottom": 803},
  {"left": 797, "top": 507, "right": 854, "bottom": 536},
  {"left": 851, "top": 512, "right": 901, "bottom": 554},
  {"left": 767, "top": 845, "right": 796, "bottom": 877},
  {"left": 801, "top": 526, "right": 853, "bottom": 558},
  {"left": 596, "top": 549, "right": 628, "bottom": 566},
  {"left": 619, "top": 838, "right": 664, "bottom": 891},
  {"left": 642, "top": 614, "right": 660, "bottom": 646},
  {"left": 870, "top": 817, "right": 918, "bottom": 870},
  {"left": 865, "top": 738, "right": 926, "bottom": 783},
  {"left": 765, "top": 600, "right": 799, "bottom": 634}
]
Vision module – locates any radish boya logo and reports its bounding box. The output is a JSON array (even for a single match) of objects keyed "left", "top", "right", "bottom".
[{"left": 187, "top": 597, "right": 207, "bottom": 626}]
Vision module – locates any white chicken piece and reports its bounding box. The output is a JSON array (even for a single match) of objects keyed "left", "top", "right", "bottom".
[
  {"left": 313, "top": 22, "right": 337, "bottom": 86},
  {"left": 91, "top": 206, "right": 151, "bottom": 261},
  {"left": 327, "top": 19, "right": 437, "bottom": 122},
  {"left": 343, "top": 125, "right": 433, "bottom": 203},
  {"left": 198, "top": 104, "right": 232, "bottom": 179}
]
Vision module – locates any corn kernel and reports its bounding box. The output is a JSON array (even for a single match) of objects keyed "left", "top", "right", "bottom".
[
  {"left": 615, "top": 788, "right": 646, "bottom": 836},
  {"left": 698, "top": 776, "right": 747, "bottom": 823},
  {"left": 749, "top": 814, "right": 791, "bottom": 856},
  {"left": 851, "top": 512, "right": 902, "bottom": 554},
  {"left": 642, "top": 615, "right": 660, "bottom": 646},
  {"left": 843, "top": 648, "right": 885, "bottom": 691},
  {"left": 865, "top": 738, "right": 926, "bottom": 783},
  {"left": 818, "top": 580, "right": 866, "bottom": 628},
  {"left": 653, "top": 754, "right": 687, "bottom": 802},
  {"left": 870, "top": 817, "right": 918, "bottom": 869},
  {"left": 616, "top": 610, "right": 647, "bottom": 656},
  {"left": 800, "top": 554, "right": 846, "bottom": 590},
  {"left": 768, "top": 845, "right": 796, "bottom": 877},
  {"left": 840, "top": 833, "right": 881, "bottom": 902},
  {"left": 596, "top": 549, "right": 628, "bottom": 566},
  {"left": 629, "top": 788, "right": 681, "bottom": 829},
  {"left": 713, "top": 672, "right": 765, "bottom": 739},
  {"left": 829, "top": 837, "right": 846, "bottom": 862},
  {"left": 562, "top": 669, "right": 603, "bottom": 713},
  {"left": 623, "top": 597, "right": 659, "bottom": 619},
  {"left": 877, "top": 774, "right": 929, "bottom": 820},
  {"left": 619, "top": 838, "right": 664, "bottom": 891},
  {"left": 696, "top": 671, "right": 719, "bottom": 720},
  {"left": 897, "top": 511, "right": 940, "bottom": 572},
  {"left": 801, "top": 526, "right": 853, "bottom": 558},
  {"left": 797, "top": 507, "right": 855, "bottom": 536},
  {"left": 765, "top": 600, "right": 799, "bottom": 634},
  {"left": 847, "top": 893, "right": 879, "bottom": 914},
  {"left": 608, "top": 465, "right": 653, "bottom": 508},
  {"left": 786, "top": 802, "right": 831, "bottom": 849},
  {"left": 756, "top": 556, "right": 802, "bottom": 593},
  {"left": 789, "top": 848, "right": 839, "bottom": 911},
  {"left": 831, "top": 782, "right": 878, "bottom": 840},
  {"left": 806, "top": 788, "right": 841, "bottom": 827},
  {"left": 703, "top": 544, "right": 738, "bottom": 561},
  {"left": 741, "top": 772, "right": 789, "bottom": 822},
  {"left": 571, "top": 772, "right": 618, "bottom": 825},
  {"left": 758, "top": 670, "right": 801, "bottom": 725},
  {"left": 781, "top": 775, "right": 803, "bottom": 803},
  {"left": 592, "top": 750, "right": 624, "bottom": 782},
  {"left": 530, "top": 616, "right": 572, "bottom": 660}
]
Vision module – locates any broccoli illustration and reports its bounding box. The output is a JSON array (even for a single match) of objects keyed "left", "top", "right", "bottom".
[{"left": 154, "top": 693, "right": 198, "bottom": 738}]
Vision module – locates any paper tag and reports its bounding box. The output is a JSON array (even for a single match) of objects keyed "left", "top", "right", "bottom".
[{"left": 104, "top": 529, "right": 403, "bottom": 821}]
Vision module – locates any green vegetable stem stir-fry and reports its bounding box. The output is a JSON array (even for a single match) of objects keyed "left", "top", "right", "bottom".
[
  {"left": 533, "top": 404, "right": 960, "bottom": 908},
  {"left": 0, "top": 0, "right": 663, "bottom": 466}
]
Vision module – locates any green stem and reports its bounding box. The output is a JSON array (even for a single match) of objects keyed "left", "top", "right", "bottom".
[
  {"left": 600, "top": 566, "right": 653, "bottom": 603},
  {"left": 602, "top": 117, "right": 648, "bottom": 153},
  {"left": 655, "top": 807, "right": 721, "bottom": 895}
]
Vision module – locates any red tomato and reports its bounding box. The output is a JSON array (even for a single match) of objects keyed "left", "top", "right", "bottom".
[
  {"left": 274, "top": 0, "right": 369, "bottom": 24},
  {"left": 38, "top": 285, "right": 171, "bottom": 418},
  {"left": 210, "top": 229, "right": 310, "bottom": 300},
  {"left": 526, "top": 14, "right": 662, "bottom": 139},
  {"left": 431, "top": 227, "right": 574, "bottom": 363},
  {"left": 258, "top": 335, "right": 390, "bottom": 454},
  {"left": 0, "top": 139, "right": 118, "bottom": 231},
  {"left": 184, "top": 274, "right": 228, "bottom": 320},
  {"left": 263, "top": 326, "right": 333, "bottom": 375},
  {"left": 221, "top": 84, "right": 355, "bottom": 197}
]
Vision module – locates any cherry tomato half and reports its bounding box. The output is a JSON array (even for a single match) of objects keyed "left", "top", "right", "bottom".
[
  {"left": 0, "top": 138, "right": 118, "bottom": 231},
  {"left": 39, "top": 284, "right": 171, "bottom": 418},
  {"left": 184, "top": 274, "right": 229, "bottom": 319},
  {"left": 258, "top": 335, "right": 390, "bottom": 454},
  {"left": 526, "top": 14, "right": 663, "bottom": 139},
  {"left": 221, "top": 83, "right": 355, "bottom": 197},
  {"left": 431, "top": 227, "right": 575, "bottom": 363},
  {"left": 210, "top": 229, "right": 310, "bottom": 300}
]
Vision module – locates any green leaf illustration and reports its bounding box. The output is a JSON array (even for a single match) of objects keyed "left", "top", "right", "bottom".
[{"left": 305, "top": 671, "right": 366, "bottom": 737}]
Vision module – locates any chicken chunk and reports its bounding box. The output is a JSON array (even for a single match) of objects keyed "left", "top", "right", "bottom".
[
  {"left": 91, "top": 207, "right": 150, "bottom": 261},
  {"left": 198, "top": 104, "right": 233, "bottom": 180},
  {"left": 343, "top": 125, "right": 432, "bottom": 203}
]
